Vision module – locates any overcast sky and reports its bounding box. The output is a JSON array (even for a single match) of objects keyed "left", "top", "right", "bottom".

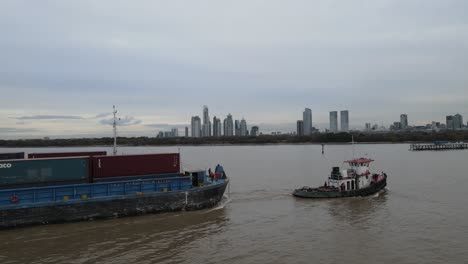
[{"left": 1, "top": 0, "right": 467, "bottom": 138}]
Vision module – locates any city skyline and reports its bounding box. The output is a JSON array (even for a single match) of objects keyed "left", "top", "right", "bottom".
[
  {"left": 2, "top": 105, "right": 468, "bottom": 139},
  {"left": 184, "top": 107, "right": 467, "bottom": 138},
  {"left": 1, "top": 1, "right": 468, "bottom": 138},
  {"left": 188, "top": 106, "right": 256, "bottom": 138}
]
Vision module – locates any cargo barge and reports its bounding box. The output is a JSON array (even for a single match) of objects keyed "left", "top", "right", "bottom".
[{"left": 0, "top": 152, "right": 228, "bottom": 228}]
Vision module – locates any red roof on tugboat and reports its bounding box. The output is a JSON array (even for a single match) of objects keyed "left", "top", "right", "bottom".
[{"left": 345, "top": 158, "right": 374, "bottom": 164}]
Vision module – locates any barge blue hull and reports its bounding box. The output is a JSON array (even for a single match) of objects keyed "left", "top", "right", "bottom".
[{"left": 0, "top": 179, "right": 228, "bottom": 228}]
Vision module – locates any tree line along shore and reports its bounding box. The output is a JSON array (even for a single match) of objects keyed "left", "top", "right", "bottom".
[{"left": 1, "top": 131, "right": 467, "bottom": 147}]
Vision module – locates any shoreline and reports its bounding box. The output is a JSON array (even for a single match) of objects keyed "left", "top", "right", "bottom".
[
  {"left": 1, "top": 131, "right": 467, "bottom": 148},
  {"left": 0, "top": 141, "right": 452, "bottom": 148}
]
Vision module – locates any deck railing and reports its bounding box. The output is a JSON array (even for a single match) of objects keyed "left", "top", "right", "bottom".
[{"left": 0, "top": 176, "right": 194, "bottom": 207}]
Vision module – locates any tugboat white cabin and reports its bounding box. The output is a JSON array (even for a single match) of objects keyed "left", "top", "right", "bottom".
[{"left": 328, "top": 158, "right": 375, "bottom": 191}]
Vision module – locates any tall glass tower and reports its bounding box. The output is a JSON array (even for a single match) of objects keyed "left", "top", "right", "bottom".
[
  {"left": 329, "top": 111, "right": 338, "bottom": 132},
  {"left": 303, "top": 108, "right": 312, "bottom": 135},
  {"left": 340, "top": 110, "right": 349, "bottom": 132}
]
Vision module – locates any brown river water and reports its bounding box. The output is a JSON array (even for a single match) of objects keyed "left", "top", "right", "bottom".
[{"left": 0, "top": 144, "right": 467, "bottom": 264}]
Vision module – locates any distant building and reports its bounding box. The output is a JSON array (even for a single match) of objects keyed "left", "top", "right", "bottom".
[
  {"left": 446, "top": 115, "right": 454, "bottom": 130},
  {"left": 365, "top": 123, "right": 371, "bottom": 132},
  {"left": 340, "top": 110, "right": 349, "bottom": 132},
  {"left": 391, "top": 122, "right": 401, "bottom": 130},
  {"left": 203, "top": 105, "right": 209, "bottom": 125},
  {"left": 185, "top": 127, "right": 189, "bottom": 137},
  {"left": 240, "top": 119, "right": 248, "bottom": 136},
  {"left": 329, "top": 111, "right": 338, "bottom": 132},
  {"left": 297, "top": 120, "right": 304, "bottom": 136},
  {"left": 191, "top": 116, "right": 201, "bottom": 137},
  {"left": 213, "top": 116, "right": 222, "bottom": 137},
  {"left": 235, "top": 120, "right": 240, "bottom": 136},
  {"left": 400, "top": 114, "right": 408, "bottom": 129},
  {"left": 251, "top": 126, "right": 259, "bottom": 136},
  {"left": 303, "top": 108, "right": 312, "bottom": 135},
  {"left": 202, "top": 106, "right": 211, "bottom": 137},
  {"left": 157, "top": 128, "right": 178, "bottom": 138},
  {"left": 453, "top": 114, "right": 463, "bottom": 130},
  {"left": 223, "top": 114, "right": 234, "bottom": 136}
]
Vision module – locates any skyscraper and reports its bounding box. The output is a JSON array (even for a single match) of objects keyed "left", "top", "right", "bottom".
[
  {"left": 297, "top": 120, "right": 304, "bottom": 136},
  {"left": 240, "top": 119, "right": 248, "bottom": 136},
  {"left": 329, "top": 111, "right": 338, "bottom": 132},
  {"left": 446, "top": 115, "right": 454, "bottom": 130},
  {"left": 223, "top": 114, "right": 234, "bottom": 136},
  {"left": 365, "top": 123, "right": 371, "bottom": 132},
  {"left": 216, "top": 119, "right": 222, "bottom": 136},
  {"left": 191, "top": 116, "right": 201, "bottom": 137},
  {"left": 340, "top": 110, "right": 349, "bottom": 132},
  {"left": 303, "top": 108, "right": 312, "bottom": 135},
  {"left": 235, "top": 120, "right": 240, "bottom": 136},
  {"left": 453, "top": 114, "right": 463, "bottom": 129},
  {"left": 202, "top": 105, "right": 211, "bottom": 137},
  {"left": 213, "top": 116, "right": 222, "bottom": 137},
  {"left": 184, "top": 127, "right": 189, "bottom": 137},
  {"left": 251, "top": 126, "right": 259, "bottom": 136},
  {"left": 400, "top": 114, "right": 408, "bottom": 129}
]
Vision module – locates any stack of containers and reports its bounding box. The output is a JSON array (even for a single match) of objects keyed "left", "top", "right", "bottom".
[
  {"left": 91, "top": 153, "right": 180, "bottom": 182},
  {"left": 0, "top": 152, "right": 25, "bottom": 160},
  {"left": 0, "top": 152, "right": 185, "bottom": 189},
  {"left": 0, "top": 157, "right": 91, "bottom": 189}
]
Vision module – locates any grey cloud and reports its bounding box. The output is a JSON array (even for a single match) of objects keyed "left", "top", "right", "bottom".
[
  {"left": 94, "top": 113, "right": 112, "bottom": 118},
  {"left": 100, "top": 116, "right": 142, "bottom": 126},
  {"left": 16, "top": 115, "right": 83, "bottom": 120},
  {"left": 0, "top": 127, "right": 40, "bottom": 133},
  {"left": 145, "top": 124, "right": 187, "bottom": 128},
  {"left": 1, "top": 0, "right": 467, "bottom": 135}
]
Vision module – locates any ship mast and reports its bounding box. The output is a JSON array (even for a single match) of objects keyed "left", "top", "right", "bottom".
[{"left": 112, "top": 105, "right": 118, "bottom": 156}]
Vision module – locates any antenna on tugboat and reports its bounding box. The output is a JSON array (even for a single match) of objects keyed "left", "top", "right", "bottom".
[{"left": 112, "top": 105, "right": 118, "bottom": 156}]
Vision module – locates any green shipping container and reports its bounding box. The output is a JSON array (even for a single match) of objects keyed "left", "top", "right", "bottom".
[{"left": 0, "top": 157, "right": 89, "bottom": 187}]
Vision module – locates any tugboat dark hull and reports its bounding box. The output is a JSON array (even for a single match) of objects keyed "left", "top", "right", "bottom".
[{"left": 293, "top": 175, "right": 387, "bottom": 198}]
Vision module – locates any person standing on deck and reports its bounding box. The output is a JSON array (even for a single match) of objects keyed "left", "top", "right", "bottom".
[{"left": 208, "top": 168, "right": 214, "bottom": 182}]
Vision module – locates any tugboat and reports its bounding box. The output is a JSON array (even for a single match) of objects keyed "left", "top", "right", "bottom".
[{"left": 293, "top": 158, "right": 387, "bottom": 198}]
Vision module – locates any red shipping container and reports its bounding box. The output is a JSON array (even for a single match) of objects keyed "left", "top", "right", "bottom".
[
  {"left": 28, "top": 151, "right": 107, "bottom": 159},
  {"left": 92, "top": 153, "right": 180, "bottom": 179}
]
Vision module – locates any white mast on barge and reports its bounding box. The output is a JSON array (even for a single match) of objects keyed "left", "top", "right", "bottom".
[{"left": 112, "top": 105, "right": 118, "bottom": 156}]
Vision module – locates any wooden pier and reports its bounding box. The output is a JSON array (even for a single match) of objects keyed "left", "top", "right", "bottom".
[{"left": 410, "top": 142, "right": 468, "bottom": 151}]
